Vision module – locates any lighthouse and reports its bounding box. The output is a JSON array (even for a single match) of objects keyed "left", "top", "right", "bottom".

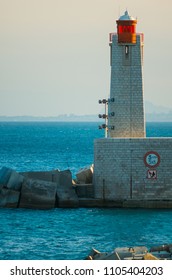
[
  {"left": 94, "top": 10, "right": 172, "bottom": 207},
  {"left": 108, "top": 10, "right": 145, "bottom": 138}
]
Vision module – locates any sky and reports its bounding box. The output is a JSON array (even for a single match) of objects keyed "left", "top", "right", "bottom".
[{"left": 0, "top": 0, "right": 172, "bottom": 116}]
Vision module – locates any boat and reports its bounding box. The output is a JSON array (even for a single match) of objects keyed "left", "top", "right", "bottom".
[{"left": 85, "top": 244, "right": 172, "bottom": 260}]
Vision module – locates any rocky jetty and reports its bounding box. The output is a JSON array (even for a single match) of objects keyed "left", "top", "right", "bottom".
[
  {"left": 0, "top": 167, "right": 82, "bottom": 209},
  {"left": 0, "top": 165, "right": 94, "bottom": 209}
]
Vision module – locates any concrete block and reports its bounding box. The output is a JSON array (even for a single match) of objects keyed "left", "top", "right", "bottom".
[
  {"left": 75, "top": 184, "right": 94, "bottom": 198},
  {"left": 7, "top": 171, "right": 24, "bottom": 191},
  {"left": 21, "top": 169, "right": 60, "bottom": 183},
  {"left": 19, "top": 178, "right": 57, "bottom": 209},
  {"left": 0, "top": 167, "right": 13, "bottom": 187},
  {"left": 56, "top": 170, "right": 79, "bottom": 208},
  {"left": 58, "top": 170, "right": 72, "bottom": 188},
  {"left": 0, "top": 167, "right": 24, "bottom": 191},
  {"left": 0, "top": 188, "right": 20, "bottom": 208},
  {"left": 19, "top": 169, "right": 79, "bottom": 208},
  {"left": 76, "top": 165, "right": 94, "bottom": 184}
]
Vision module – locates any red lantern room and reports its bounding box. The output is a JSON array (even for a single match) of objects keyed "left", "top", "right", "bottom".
[{"left": 116, "top": 10, "right": 137, "bottom": 44}]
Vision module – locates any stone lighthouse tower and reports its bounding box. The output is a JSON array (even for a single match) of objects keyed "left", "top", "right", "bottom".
[
  {"left": 108, "top": 10, "right": 145, "bottom": 138},
  {"left": 93, "top": 10, "right": 172, "bottom": 208}
]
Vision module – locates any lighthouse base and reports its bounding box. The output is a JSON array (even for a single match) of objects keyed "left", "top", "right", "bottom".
[{"left": 94, "top": 138, "right": 172, "bottom": 205}]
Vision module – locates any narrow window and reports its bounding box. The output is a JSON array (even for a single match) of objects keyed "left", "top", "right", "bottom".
[
  {"left": 125, "top": 45, "right": 129, "bottom": 55},
  {"left": 123, "top": 45, "right": 131, "bottom": 66}
]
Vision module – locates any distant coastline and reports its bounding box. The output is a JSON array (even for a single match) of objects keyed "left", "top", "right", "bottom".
[
  {"left": 0, "top": 115, "right": 100, "bottom": 122},
  {"left": 0, "top": 101, "right": 172, "bottom": 122},
  {"left": 0, "top": 113, "right": 172, "bottom": 122}
]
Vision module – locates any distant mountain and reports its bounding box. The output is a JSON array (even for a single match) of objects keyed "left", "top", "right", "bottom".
[
  {"left": 145, "top": 101, "right": 172, "bottom": 122},
  {"left": 0, "top": 101, "right": 172, "bottom": 122},
  {"left": 145, "top": 101, "right": 171, "bottom": 113}
]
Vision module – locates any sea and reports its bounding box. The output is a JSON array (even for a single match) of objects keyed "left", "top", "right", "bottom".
[{"left": 0, "top": 121, "right": 172, "bottom": 260}]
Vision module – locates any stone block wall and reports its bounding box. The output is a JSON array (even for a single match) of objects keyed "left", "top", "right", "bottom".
[
  {"left": 94, "top": 138, "right": 172, "bottom": 201},
  {"left": 108, "top": 34, "right": 145, "bottom": 138}
]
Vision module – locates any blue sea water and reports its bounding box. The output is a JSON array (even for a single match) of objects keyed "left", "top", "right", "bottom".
[{"left": 0, "top": 121, "right": 172, "bottom": 260}]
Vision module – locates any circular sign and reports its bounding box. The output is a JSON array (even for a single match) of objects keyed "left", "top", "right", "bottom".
[{"left": 144, "top": 151, "right": 160, "bottom": 168}]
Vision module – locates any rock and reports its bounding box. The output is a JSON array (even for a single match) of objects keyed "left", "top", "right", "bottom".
[
  {"left": 0, "top": 188, "right": 20, "bottom": 208},
  {"left": 56, "top": 170, "right": 79, "bottom": 208},
  {"left": 19, "top": 178, "right": 57, "bottom": 209},
  {"left": 76, "top": 165, "right": 94, "bottom": 184}
]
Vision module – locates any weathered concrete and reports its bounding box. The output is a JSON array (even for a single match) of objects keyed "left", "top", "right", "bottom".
[
  {"left": 76, "top": 165, "right": 94, "bottom": 184},
  {"left": 75, "top": 184, "right": 94, "bottom": 198},
  {"left": 19, "top": 170, "right": 79, "bottom": 209},
  {"left": 7, "top": 171, "right": 24, "bottom": 191},
  {"left": 0, "top": 167, "right": 24, "bottom": 191},
  {"left": 21, "top": 169, "right": 79, "bottom": 208},
  {"left": 78, "top": 198, "right": 172, "bottom": 208},
  {"left": 19, "top": 178, "right": 57, "bottom": 209},
  {"left": 21, "top": 170, "right": 60, "bottom": 183},
  {"left": 0, "top": 167, "right": 13, "bottom": 187},
  {"left": 56, "top": 170, "right": 79, "bottom": 208},
  {"left": 123, "top": 199, "right": 172, "bottom": 209},
  {"left": 78, "top": 198, "right": 123, "bottom": 208},
  {"left": 0, "top": 188, "right": 20, "bottom": 208}
]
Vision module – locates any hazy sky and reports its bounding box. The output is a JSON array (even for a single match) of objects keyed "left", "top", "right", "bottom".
[{"left": 1, "top": 0, "right": 172, "bottom": 116}]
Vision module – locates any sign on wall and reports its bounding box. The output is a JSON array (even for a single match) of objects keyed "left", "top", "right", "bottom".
[
  {"left": 144, "top": 151, "right": 160, "bottom": 168},
  {"left": 147, "top": 169, "right": 157, "bottom": 179}
]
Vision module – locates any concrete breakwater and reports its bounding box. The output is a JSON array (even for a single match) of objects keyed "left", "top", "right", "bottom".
[
  {"left": 0, "top": 166, "right": 94, "bottom": 209},
  {"left": 1, "top": 165, "right": 172, "bottom": 209}
]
